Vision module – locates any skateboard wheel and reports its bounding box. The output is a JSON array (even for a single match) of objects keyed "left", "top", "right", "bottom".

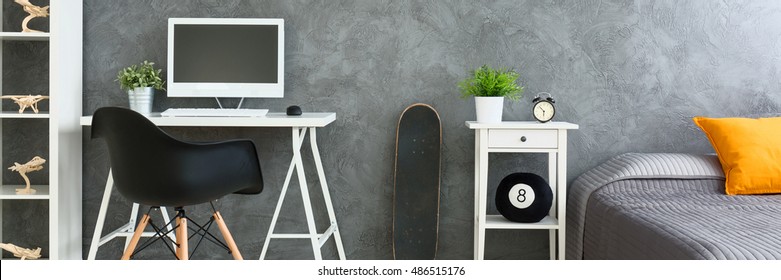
[{"left": 495, "top": 172, "right": 553, "bottom": 223}]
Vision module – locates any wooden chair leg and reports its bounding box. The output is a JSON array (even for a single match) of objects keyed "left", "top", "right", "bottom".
[
  {"left": 176, "top": 215, "right": 189, "bottom": 260},
  {"left": 121, "top": 214, "right": 150, "bottom": 260},
  {"left": 213, "top": 211, "right": 243, "bottom": 260}
]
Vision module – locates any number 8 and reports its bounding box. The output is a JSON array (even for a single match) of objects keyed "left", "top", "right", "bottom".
[{"left": 517, "top": 189, "right": 526, "bottom": 202}]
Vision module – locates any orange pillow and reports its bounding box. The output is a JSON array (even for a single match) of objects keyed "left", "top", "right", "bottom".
[{"left": 693, "top": 116, "right": 781, "bottom": 195}]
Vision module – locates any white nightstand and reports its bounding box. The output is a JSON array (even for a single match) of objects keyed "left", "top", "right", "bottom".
[{"left": 466, "top": 121, "right": 578, "bottom": 260}]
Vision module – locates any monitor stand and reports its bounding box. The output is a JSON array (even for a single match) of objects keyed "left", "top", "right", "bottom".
[{"left": 215, "top": 97, "right": 246, "bottom": 109}]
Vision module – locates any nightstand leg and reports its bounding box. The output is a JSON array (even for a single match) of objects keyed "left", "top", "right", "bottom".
[
  {"left": 557, "top": 130, "right": 568, "bottom": 260},
  {"left": 549, "top": 230, "right": 556, "bottom": 260},
  {"left": 477, "top": 129, "right": 489, "bottom": 260},
  {"left": 548, "top": 152, "right": 557, "bottom": 260},
  {"left": 473, "top": 130, "right": 481, "bottom": 260},
  {"left": 548, "top": 152, "right": 557, "bottom": 217}
]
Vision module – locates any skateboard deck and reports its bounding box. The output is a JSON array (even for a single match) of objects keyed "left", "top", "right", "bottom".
[{"left": 392, "top": 103, "right": 441, "bottom": 260}]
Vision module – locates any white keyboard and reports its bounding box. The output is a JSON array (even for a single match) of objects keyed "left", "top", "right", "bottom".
[{"left": 161, "top": 108, "right": 269, "bottom": 117}]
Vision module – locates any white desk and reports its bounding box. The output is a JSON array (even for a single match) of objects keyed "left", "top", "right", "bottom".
[{"left": 81, "top": 112, "right": 346, "bottom": 260}]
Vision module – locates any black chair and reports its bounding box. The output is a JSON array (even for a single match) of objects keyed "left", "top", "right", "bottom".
[{"left": 91, "top": 107, "right": 263, "bottom": 260}]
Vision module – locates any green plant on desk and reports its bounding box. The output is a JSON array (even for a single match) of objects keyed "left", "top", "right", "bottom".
[
  {"left": 116, "top": 60, "right": 165, "bottom": 115},
  {"left": 116, "top": 60, "right": 165, "bottom": 91}
]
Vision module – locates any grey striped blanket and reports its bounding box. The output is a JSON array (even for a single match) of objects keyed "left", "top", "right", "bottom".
[{"left": 566, "top": 153, "right": 781, "bottom": 260}]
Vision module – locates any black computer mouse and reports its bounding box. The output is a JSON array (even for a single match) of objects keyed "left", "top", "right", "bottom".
[{"left": 286, "top": 105, "right": 302, "bottom": 116}]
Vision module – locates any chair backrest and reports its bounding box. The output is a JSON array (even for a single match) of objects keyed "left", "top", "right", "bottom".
[{"left": 91, "top": 107, "right": 263, "bottom": 207}]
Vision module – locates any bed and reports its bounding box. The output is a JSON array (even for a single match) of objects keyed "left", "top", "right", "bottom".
[{"left": 566, "top": 153, "right": 781, "bottom": 260}]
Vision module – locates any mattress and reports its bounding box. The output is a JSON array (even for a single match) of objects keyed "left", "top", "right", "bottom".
[{"left": 566, "top": 153, "right": 781, "bottom": 260}]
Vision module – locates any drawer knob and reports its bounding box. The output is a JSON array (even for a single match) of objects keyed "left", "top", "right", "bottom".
[{"left": 520, "top": 136, "right": 527, "bottom": 142}]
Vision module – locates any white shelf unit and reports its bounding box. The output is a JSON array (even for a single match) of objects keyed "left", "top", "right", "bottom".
[
  {"left": 0, "top": 0, "right": 82, "bottom": 260},
  {"left": 467, "top": 121, "right": 578, "bottom": 260}
]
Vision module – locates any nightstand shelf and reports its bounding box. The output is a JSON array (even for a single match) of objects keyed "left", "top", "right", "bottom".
[
  {"left": 467, "top": 121, "right": 578, "bottom": 260},
  {"left": 484, "top": 215, "right": 559, "bottom": 229}
]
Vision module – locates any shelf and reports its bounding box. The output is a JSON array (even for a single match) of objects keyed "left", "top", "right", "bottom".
[
  {"left": 484, "top": 215, "right": 559, "bottom": 229},
  {"left": 0, "top": 32, "right": 50, "bottom": 41},
  {"left": 0, "top": 111, "right": 50, "bottom": 119},
  {"left": 0, "top": 257, "right": 48, "bottom": 260},
  {"left": 0, "top": 185, "right": 50, "bottom": 200}
]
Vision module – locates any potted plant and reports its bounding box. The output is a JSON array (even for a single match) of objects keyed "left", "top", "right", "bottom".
[
  {"left": 116, "top": 60, "right": 165, "bottom": 115},
  {"left": 458, "top": 65, "right": 524, "bottom": 123}
]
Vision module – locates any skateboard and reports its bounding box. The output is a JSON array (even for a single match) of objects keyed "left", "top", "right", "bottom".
[{"left": 392, "top": 103, "right": 441, "bottom": 260}]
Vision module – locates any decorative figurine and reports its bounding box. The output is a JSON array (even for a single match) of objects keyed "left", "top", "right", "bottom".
[
  {"left": 14, "top": 0, "right": 49, "bottom": 33},
  {"left": 1, "top": 95, "right": 49, "bottom": 113},
  {"left": 0, "top": 243, "right": 42, "bottom": 260},
  {"left": 8, "top": 156, "right": 46, "bottom": 195}
]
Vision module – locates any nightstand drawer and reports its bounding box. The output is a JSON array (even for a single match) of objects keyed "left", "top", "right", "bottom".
[{"left": 488, "top": 129, "right": 558, "bottom": 148}]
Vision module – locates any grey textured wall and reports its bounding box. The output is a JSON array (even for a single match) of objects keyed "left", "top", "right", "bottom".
[{"left": 60, "top": 0, "right": 781, "bottom": 259}]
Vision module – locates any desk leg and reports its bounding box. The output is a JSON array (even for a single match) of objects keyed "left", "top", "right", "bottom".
[
  {"left": 477, "top": 129, "right": 489, "bottom": 260},
  {"left": 292, "top": 127, "right": 323, "bottom": 260},
  {"left": 310, "top": 128, "right": 346, "bottom": 260},
  {"left": 260, "top": 128, "right": 307, "bottom": 260},
  {"left": 88, "top": 169, "right": 114, "bottom": 260}
]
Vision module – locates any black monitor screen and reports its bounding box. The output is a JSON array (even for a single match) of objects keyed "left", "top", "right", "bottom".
[{"left": 173, "top": 24, "right": 278, "bottom": 83}]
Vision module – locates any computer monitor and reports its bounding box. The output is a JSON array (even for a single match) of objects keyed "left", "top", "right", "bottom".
[{"left": 167, "top": 18, "right": 284, "bottom": 98}]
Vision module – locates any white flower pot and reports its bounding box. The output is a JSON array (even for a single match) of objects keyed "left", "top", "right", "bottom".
[
  {"left": 128, "top": 87, "right": 154, "bottom": 115},
  {"left": 475, "top": 96, "right": 504, "bottom": 123}
]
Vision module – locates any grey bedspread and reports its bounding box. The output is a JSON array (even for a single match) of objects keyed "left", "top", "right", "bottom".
[{"left": 566, "top": 153, "right": 781, "bottom": 260}]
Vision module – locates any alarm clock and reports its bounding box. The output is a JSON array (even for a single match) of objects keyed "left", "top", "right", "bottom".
[{"left": 532, "top": 92, "right": 555, "bottom": 123}]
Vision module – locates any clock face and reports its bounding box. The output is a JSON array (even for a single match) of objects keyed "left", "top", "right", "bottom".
[{"left": 533, "top": 101, "right": 555, "bottom": 122}]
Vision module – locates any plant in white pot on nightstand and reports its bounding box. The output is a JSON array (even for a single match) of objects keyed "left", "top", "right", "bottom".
[
  {"left": 458, "top": 65, "right": 524, "bottom": 123},
  {"left": 116, "top": 60, "right": 165, "bottom": 115}
]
